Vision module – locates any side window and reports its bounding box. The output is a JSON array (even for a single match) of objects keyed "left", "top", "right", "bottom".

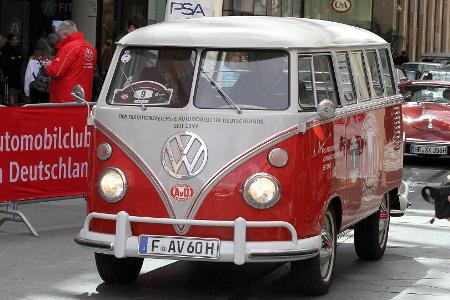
[
  {"left": 351, "top": 51, "right": 370, "bottom": 100},
  {"left": 336, "top": 52, "right": 356, "bottom": 104},
  {"left": 378, "top": 48, "right": 396, "bottom": 96},
  {"left": 366, "top": 50, "right": 384, "bottom": 97},
  {"left": 298, "top": 56, "right": 315, "bottom": 108},
  {"left": 313, "top": 55, "right": 340, "bottom": 106}
]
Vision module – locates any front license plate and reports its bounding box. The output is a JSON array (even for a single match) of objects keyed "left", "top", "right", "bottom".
[
  {"left": 138, "top": 235, "right": 220, "bottom": 259},
  {"left": 410, "top": 144, "right": 447, "bottom": 155}
]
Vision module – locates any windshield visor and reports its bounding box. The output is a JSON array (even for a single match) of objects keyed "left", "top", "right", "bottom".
[
  {"left": 107, "top": 48, "right": 196, "bottom": 108},
  {"left": 400, "top": 86, "right": 450, "bottom": 104},
  {"left": 194, "top": 50, "right": 289, "bottom": 110}
]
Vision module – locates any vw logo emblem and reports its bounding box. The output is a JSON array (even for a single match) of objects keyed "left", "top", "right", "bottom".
[{"left": 161, "top": 132, "right": 208, "bottom": 179}]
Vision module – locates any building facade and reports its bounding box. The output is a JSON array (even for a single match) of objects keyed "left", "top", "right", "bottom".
[
  {"left": 3, "top": 0, "right": 448, "bottom": 74},
  {"left": 374, "top": 0, "right": 450, "bottom": 61}
]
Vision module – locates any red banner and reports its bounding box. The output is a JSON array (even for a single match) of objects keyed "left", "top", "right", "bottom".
[{"left": 0, "top": 105, "right": 91, "bottom": 202}]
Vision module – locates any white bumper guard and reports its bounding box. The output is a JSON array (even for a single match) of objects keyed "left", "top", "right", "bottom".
[{"left": 75, "top": 211, "right": 321, "bottom": 265}]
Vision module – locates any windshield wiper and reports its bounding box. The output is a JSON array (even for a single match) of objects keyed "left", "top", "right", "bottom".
[{"left": 200, "top": 67, "right": 242, "bottom": 114}]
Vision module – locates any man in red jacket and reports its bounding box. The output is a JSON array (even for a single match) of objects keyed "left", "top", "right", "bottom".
[{"left": 45, "top": 21, "right": 97, "bottom": 103}]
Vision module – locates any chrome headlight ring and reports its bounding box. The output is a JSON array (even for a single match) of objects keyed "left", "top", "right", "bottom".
[
  {"left": 97, "top": 167, "right": 127, "bottom": 203},
  {"left": 242, "top": 173, "right": 281, "bottom": 209}
]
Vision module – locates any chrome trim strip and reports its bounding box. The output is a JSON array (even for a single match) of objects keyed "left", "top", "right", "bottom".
[
  {"left": 299, "top": 95, "right": 403, "bottom": 132},
  {"left": 248, "top": 249, "right": 318, "bottom": 259},
  {"left": 405, "top": 139, "right": 449, "bottom": 145}
]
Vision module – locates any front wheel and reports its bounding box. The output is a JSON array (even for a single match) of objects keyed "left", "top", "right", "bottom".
[
  {"left": 354, "top": 194, "right": 390, "bottom": 260},
  {"left": 291, "top": 207, "right": 337, "bottom": 296},
  {"left": 95, "top": 253, "right": 144, "bottom": 283}
]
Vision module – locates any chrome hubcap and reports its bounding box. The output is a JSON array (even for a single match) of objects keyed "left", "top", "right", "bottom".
[
  {"left": 319, "top": 213, "right": 334, "bottom": 279},
  {"left": 378, "top": 197, "right": 389, "bottom": 246}
]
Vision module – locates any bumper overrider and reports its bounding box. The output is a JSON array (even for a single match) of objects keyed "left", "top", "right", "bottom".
[{"left": 74, "top": 211, "right": 321, "bottom": 265}]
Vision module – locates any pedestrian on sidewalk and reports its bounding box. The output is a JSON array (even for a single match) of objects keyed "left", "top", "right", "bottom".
[
  {"left": 44, "top": 20, "right": 97, "bottom": 103},
  {"left": 24, "top": 38, "right": 52, "bottom": 103},
  {"left": 1, "top": 33, "right": 23, "bottom": 105}
]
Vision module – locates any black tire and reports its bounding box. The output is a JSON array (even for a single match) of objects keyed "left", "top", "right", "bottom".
[
  {"left": 95, "top": 253, "right": 144, "bottom": 283},
  {"left": 291, "top": 207, "right": 337, "bottom": 296},
  {"left": 354, "top": 194, "right": 390, "bottom": 260}
]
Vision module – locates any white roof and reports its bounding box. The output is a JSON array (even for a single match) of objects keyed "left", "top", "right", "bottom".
[{"left": 119, "top": 16, "right": 388, "bottom": 49}]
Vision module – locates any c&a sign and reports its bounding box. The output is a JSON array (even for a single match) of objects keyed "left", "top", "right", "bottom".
[
  {"left": 331, "top": 0, "right": 352, "bottom": 13},
  {"left": 165, "top": 0, "right": 213, "bottom": 21}
]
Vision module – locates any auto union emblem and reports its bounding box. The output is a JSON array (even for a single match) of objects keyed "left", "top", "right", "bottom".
[{"left": 161, "top": 132, "right": 208, "bottom": 179}]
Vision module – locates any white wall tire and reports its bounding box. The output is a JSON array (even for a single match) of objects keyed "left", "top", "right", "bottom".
[{"left": 290, "top": 207, "right": 337, "bottom": 296}]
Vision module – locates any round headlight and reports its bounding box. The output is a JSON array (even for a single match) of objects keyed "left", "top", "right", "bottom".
[
  {"left": 98, "top": 168, "right": 127, "bottom": 203},
  {"left": 97, "top": 142, "right": 112, "bottom": 161},
  {"left": 242, "top": 173, "right": 281, "bottom": 209}
]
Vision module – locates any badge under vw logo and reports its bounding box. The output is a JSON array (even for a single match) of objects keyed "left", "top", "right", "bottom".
[{"left": 161, "top": 132, "right": 208, "bottom": 179}]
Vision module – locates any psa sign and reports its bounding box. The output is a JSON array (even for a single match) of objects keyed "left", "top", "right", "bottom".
[
  {"left": 165, "top": 0, "right": 213, "bottom": 21},
  {"left": 331, "top": 0, "right": 352, "bottom": 13}
]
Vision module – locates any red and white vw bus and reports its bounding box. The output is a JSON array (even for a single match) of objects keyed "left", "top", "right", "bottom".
[{"left": 75, "top": 17, "right": 406, "bottom": 295}]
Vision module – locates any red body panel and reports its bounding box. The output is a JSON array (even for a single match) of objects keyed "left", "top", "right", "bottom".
[{"left": 88, "top": 105, "right": 403, "bottom": 242}]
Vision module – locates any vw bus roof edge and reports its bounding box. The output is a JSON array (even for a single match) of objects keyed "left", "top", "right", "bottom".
[{"left": 117, "top": 16, "right": 388, "bottom": 50}]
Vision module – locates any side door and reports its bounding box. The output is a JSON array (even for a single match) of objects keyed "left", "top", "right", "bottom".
[
  {"left": 298, "top": 53, "right": 345, "bottom": 221},
  {"left": 345, "top": 50, "right": 372, "bottom": 219}
]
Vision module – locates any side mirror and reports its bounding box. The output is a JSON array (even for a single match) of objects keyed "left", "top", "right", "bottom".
[
  {"left": 71, "top": 84, "right": 86, "bottom": 103},
  {"left": 317, "top": 99, "right": 335, "bottom": 119}
]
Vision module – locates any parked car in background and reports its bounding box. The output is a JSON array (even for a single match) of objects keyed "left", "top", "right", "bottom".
[
  {"left": 421, "top": 52, "right": 450, "bottom": 64},
  {"left": 419, "top": 71, "right": 450, "bottom": 81},
  {"left": 399, "top": 80, "right": 450, "bottom": 156},
  {"left": 394, "top": 66, "right": 408, "bottom": 84},
  {"left": 402, "top": 62, "right": 449, "bottom": 80}
]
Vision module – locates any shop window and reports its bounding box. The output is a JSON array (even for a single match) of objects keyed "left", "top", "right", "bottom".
[
  {"left": 304, "top": 0, "right": 372, "bottom": 30},
  {"left": 223, "top": 0, "right": 303, "bottom": 17},
  {"left": 336, "top": 52, "right": 356, "bottom": 104},
  {"left": 351, "top": 51, "right": 370, "bottom": 100},
  {"left": 366, "top": 50, "right": 384, "bottom": 97},
  {"left": 378, "top": 48, "right": 396, "bottom": 96}
]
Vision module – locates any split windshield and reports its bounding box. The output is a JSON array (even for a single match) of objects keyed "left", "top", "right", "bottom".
[
  {"left": 107, "top": 48, "right": 196, "bottom": 108},
  {"left": 107, "top": 48, "right": 289, "bottom": 110}
]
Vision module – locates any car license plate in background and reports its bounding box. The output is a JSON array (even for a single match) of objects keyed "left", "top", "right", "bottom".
[
  {"left": 411, "top": 144, "right": 447, "bottom": 155},
  {"left": 138, "top": 235, "right": 220, "bottom": 258}
]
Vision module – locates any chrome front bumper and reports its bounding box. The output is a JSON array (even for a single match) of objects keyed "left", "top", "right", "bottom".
[{"left": 74, "top": 211, "right": 321, "bottom": 265}]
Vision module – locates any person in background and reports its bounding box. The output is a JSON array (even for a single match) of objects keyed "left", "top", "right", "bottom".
[
  {"left": 44, "top": 20, "right": 97, "bottom": 103},
  {"left": 1, "top": 33, "right": 23, "bottom": 105},
  {"left": 0, "top": 35, "right": 5, "bottom": 105},
  {"left": 101, "top": 39, "right": 113, "bottom": 78},
  {"left": 116, "top": 15, "right": 147, "bottom": 43},
  {"left": 24, "top": 38, "right": 52, "bottom": 103},
  {"left": 394, "top": 50, "right": 409, "bottom": 66},
  {"left": 126, "top": 15, "right": 147, "bottom": 34},
  {"left": 47, "top": 32, "right": 60, "bottom": 56},
  {"left": 221, "top": 52, "right": 243, "bottom": 88}
]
